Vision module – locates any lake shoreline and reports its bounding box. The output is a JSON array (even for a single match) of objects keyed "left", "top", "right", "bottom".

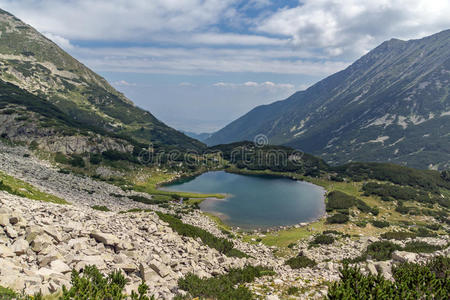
[{"left": 161, "top": 169, "right": 327, "bottom": 232}]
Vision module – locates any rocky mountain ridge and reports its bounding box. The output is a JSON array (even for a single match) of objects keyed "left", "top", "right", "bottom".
[
  {"left": 206, "top": 30, "right": 450, "bottom": 170},
  {"left": 0, "top": 9, "right": 203, "bottom": 151}
]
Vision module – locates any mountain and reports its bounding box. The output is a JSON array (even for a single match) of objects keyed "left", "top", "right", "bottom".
[
  {"left": 0, "top": 9, "right": 204, "bottom": 151},
  {"left": 206, "top": 30, "right": 450, "bottom": 170},
  {"left": 181, "top": 131, "right": 212, "bottom": 142}
]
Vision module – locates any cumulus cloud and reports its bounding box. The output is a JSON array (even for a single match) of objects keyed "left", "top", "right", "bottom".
[
  {"left": 256, "top": 0, "right": 450, "bottom": 57},
  {"left": 1, "top": 0, "right": 448, "bottom": 76},
  {"left": 43, "top": 32, "right": 74, "bottom": 49},
  {"left": 0, "top": 0, "right": 235, "bottom": 40},
  {"left": 112, "top": 80, "right": 137, "bottom": 86},
  {"left": 70, "top": 46, "right": 348, "bottom": 75},
  {"left": 213, "top": 81, "right": 295, "bottom": 90}
]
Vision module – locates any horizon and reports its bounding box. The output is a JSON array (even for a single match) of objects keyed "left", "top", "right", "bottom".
[{"left": 1, "top": 0, "right": 449, "bottom": 133}]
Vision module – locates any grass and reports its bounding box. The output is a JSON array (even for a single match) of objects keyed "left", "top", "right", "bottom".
[
  {"left": 242, "top": 219, "right": 327, "bottom": 257},
  {"left": 0, "top": 171, "right": 68, "bottom": 204},
  {"left": 132, "top": 170, "right": 225, "bottom": 200},
  {"left": 156, "top": 212, "right": 248, "bottom": 258},
  {"left": 233, "top": 169, "right": 447, "bottom": 256},
  {"left": 203, "top": 212, "right": 232, "bottom": 233},
  {"left": 91, "top": 205, "right": 110, "bottom": 212}
]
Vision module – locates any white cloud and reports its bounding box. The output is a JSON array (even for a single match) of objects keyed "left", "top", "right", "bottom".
[
  {"left": 112, "top": 80, "right": 137, "bottom": 86},
  {"left": 188, "top": 32, "right": 286, "bottom": 46},
  {"left": 0, "top": 0, "right": 236, "bottom": 40},
  {"left": 212, "top": 81, "right": 295, "bottom": 90},
  {"left": 256, "top": 0, "right": 450, "bottom": 57},
  {"left": 43, "top": 32, "right": 74, "bottom": 49},
  {"left": 69, "top": 46, "right": 348, "bottom": 75},
  {"left": 179, "top": 82, "right": 195, "bottom": 86}
]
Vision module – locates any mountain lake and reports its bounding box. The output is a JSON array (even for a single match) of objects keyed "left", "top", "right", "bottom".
[{"left": 161, "top": 171, "right": 326, "bottom": 230}]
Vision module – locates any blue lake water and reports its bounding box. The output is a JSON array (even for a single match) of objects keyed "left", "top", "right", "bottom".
[{"left": 162, "top": 171, "right": 325, "bottom": 230}]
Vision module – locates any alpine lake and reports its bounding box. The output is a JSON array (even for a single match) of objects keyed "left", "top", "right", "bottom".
[{"left": 161, "top": 171, "right": 326, "bottom": 230}]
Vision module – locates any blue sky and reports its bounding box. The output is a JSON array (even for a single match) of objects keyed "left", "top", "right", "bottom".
[{"left": 1, "top": 0, "right": 449, "bottom": 132}]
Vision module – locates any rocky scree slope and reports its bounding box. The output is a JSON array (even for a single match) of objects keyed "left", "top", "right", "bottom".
[
  {"left": 0, "top": 143, "right": 449, "bottom": 299},
  {"left": 0, "top": 9, "right": 203, "bottom": 151},
  {"left": 207, "top": 30, "right": 450, "bottom": 170}
]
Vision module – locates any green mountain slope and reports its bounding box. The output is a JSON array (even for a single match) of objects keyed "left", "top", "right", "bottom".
[
  {"left": 206, "top": 30, "right": 450, "bottom": 170},
  {"left": 0, "top": 9, "right": 204, "bottom": 150}
]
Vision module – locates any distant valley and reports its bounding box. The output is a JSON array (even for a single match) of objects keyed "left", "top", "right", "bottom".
[{"left": 207, "top": 30, "right": 450, "bottom": 170}]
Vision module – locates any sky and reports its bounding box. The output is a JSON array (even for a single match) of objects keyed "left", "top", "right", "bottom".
[{"left": 1, "top": 0, "right": 449, "bottom": 133}]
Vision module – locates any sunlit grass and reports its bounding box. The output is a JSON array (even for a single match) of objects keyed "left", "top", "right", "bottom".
[
  {"left": 132, "top": 170, "right": 226, "bottom": 199},
  {"left": 0, "top": 171, "right": 68, "bottom": 204}
]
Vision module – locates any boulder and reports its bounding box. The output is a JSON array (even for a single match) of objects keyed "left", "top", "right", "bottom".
[
  {"left": 38, "top": 253, "right": 62, "bottom": 267},
  {"left": 72, "top": 255, "right": 106, "bottom": 270},
  {"left": 139, "top": 263, "right": 161, "bottom": 282},
  {"left": 5, "top": 225, "right": 18, "bottom": 239},
  {"left": 149, "top": 260, "right": 171, "bottom": 278},
  {"left": 49, "top": 260, "right": 71, "bottom": 274},
  {"left": 0, "top": 214, "right": 10, "bottom": 227},
  {"left": 367, "top": 262, "right": 378, "bottom": 275},
  {"left": 116, "top": 263, "right": 137, "bottom": 273},
  {"left": 392, "top": 251, "right": 418, "bottom": 263},
  {"left": 0, "top": 245, "right": 14, "bottom": 258},
  {"left": 25, "top": 226, "right": 44, "bottom": 243},
  {"left": 90, "top": 231, "right": 120, "bottom": 248},
  {"left": 11, "top": 238, "right": 29, "bottom": 255},
  {"left": 375, "top": 261, "right": 393, "bottom": 281},
  {"left": 31, "top": 234, "right": 54, "bottom": 253},
  {"left": 44, "top": 226, "right": 63, "bottom": 243},
  {"left": 0, "top": 275, "right": 25, "bottom": 291},
  {"left": 8, "top": 215, "right": 19, "bottom": 225}
]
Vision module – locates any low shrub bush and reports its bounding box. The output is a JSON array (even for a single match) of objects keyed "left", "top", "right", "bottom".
[
  {"left": 381, "top": 231, "right": 416, "bottom": 240},
  {"left": 285, "top": 255, "right": 316, "bottom": 269},
  {"left": 326, "top": 213, "right": 349, "bottom": 224},
  {"left": 415, "top": 227, "right": 438, "bottom": 237},
  {"left": 176, "top": 265, "right": 274, "bottom": 300},
  {"left": 69, "top": 155, "right": 85, "bottom": 168},
  {"left": 327, "top": 256, "right": 450, "bottom": 299},
  {"left": 366, "top": 241, "right": 401, "bottom": 261},
  {"left": 326, "top": 191, "right": 356, "bottom": 210},
  {"left": 403, "top": 241, "right": 442, "bottom": 253},
  {"left": 371, "top": 220, "right": 390, "bottom": 228},
  {"left": 61, "top": 265, "right": 154, "bottom": 299},
  {"left": 426, "top": 223, "right": 441, "bottom": 231},
  {"left": 156, "top": 212, "right": 248, "bottom": 258},
  {"left": 310, "top": 234, "right": 335, "bottom": 246}
]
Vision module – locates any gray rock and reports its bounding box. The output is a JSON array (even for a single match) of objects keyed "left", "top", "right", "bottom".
[
  {"left": 0, "top": 214, "right": 10, "bottom": 227},
  {"left": 367, "top": 262, "right": 378, "bottom": 275},
  {"left": 149, "top": 260, "right": 171, "bottom": 278},
  {"left": 392, "top": 251, "right": 418, "bottom": 263},
  {"left": 49, "top": 260, "right": 71, "bottom": 274},
  {"left": 5, "top": 225, "right": 18, "bottom": 238},
  {"left": 44, "top": 226, "right": 62, "bottom": 243},
  {"left": 11, "top": 238, "right": 29, "bottom": 255},
  {"left": 139, "top": 263, "right": 161, "bottom": 282},
  {"left": 90, "top": 231, "right": 119, "bottom": 248},
  {"left": 0, "top": 245, "right": 14, "bottom": 258}
]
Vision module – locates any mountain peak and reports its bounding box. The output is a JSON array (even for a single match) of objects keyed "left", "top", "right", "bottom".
[
  {"left": 206, "top": 30, "right": 450, "bottom": 170},
  {"left": 0, "top": 9, "right": 204, "bottom": 150}
]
